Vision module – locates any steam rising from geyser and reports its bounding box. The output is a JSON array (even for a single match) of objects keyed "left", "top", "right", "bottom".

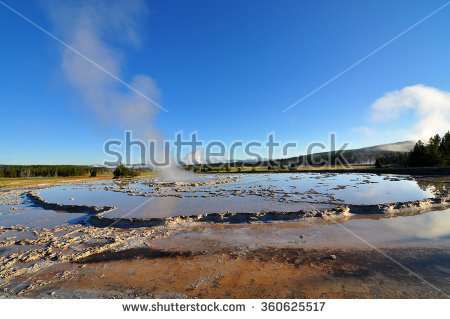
[{"left": 48, "top": 0, "right": 194, "bottom": 180}]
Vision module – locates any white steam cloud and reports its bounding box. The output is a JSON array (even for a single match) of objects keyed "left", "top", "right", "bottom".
[
  {"left": 47, "top": 0, "right": 196, "bottom": 179},
  {"left": 371, "top": 84, "right": 450, "bottom": 140},
  {"left": 183, "top": 148, "right": 204, "bottom": 166},
  {"left": 48, "top": 0, "right": 162, "bottom": 142}
]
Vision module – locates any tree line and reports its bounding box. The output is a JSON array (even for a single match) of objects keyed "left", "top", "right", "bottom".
[
  {"left": 375, "top": 132, "right": 450, "bottom": 168},
  {"left": 0, "top": 165, "right": 109, "bottom": 178},
  {"left": 112, "top": 163, "right": 142, "bottom": 178}
]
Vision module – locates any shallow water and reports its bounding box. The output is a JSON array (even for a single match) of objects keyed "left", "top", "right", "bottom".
[
  {"left": 35, "top": 173, "right": 435, "bottom": 219},
  {"left": 0, "top": 173, "right": 445, "bottom": 228},
  {"left": 0, "top": 193, "right": 86, "bottom": 228},
  {"left": 151, "top": 208, "right": 450, "bottom": 251}
]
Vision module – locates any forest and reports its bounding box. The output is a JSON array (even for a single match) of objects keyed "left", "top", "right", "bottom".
[
  {"left": 375, "top": 132, "right": 450, "bottom": 167},
  {"left": 0, "top": 165, "right": 109, "bottom": 178}
]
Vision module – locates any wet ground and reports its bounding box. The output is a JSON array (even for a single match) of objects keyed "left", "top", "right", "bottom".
[
  {"left": 12, "top": 246, "right": 448, "bottom": 298},
  {"left": 0, "top": 173, "right": 449, "bottom": 298}
]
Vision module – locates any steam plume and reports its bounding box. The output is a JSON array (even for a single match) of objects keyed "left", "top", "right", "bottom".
[{"left": 47, "top": 0, "right": 193, "bottom": 179}]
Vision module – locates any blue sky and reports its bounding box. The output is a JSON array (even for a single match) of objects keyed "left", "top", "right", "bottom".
[{"left": 1, "top": 0, "right": 449, "bottom": 164}]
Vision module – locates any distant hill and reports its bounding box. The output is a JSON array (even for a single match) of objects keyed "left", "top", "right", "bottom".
[
  {"left": 201, "top": 141, "right": 417, "bottom": 167},
  {"left": 351, "top": 141, "right": 416, "bottom": 153},
  {"left": 280, "top": 140, "right": 416, "bottom": 166}
]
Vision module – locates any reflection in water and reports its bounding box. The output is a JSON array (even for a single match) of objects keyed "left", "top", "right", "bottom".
[
  {"left": 148, "top": 209, "right": 450, "bottom": 251},
  {"left": 36, "top": 173, "right": 436, "bottom": 218},
  {"left": 415, "top": 177, "right": 450, "bottom": 196},
  {"left": 381, "top": 209, "right": 450, "bottom": 240},
  {"left": 1, "top": 173, "right": 448, "bottom": 228},
  {"left": 316, "top": 209, "right": 450, "bottom": 248}
]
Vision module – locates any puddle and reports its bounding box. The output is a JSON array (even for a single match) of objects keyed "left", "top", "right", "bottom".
[
  {"left": 0, "top": 192, "right": 86, "bottom": 229},
  {"left": 149, "top": 208, "right": 450, "bottom": 251},
  {"left": 34, "top": 173, "right": 438, "bottom": 220}
]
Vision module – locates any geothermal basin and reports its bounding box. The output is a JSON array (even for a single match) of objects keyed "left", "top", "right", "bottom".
[{"left": 0, "top": 172, "right": 449, "bottom": 298}]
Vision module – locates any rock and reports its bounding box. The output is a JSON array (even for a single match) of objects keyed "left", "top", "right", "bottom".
[
  {"left": 299, "top": 235, "right": 305, "bottom": 239},
  {"left": 330, "top": 255, "right": 337, "bottom": 260},
  {"left": 70, "top": 198, "right": 75, "bottom": 200}
]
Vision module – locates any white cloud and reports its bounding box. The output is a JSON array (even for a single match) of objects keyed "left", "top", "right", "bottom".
[{"left": 371, "top": 84, "right": 450, "bottom": 139}]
